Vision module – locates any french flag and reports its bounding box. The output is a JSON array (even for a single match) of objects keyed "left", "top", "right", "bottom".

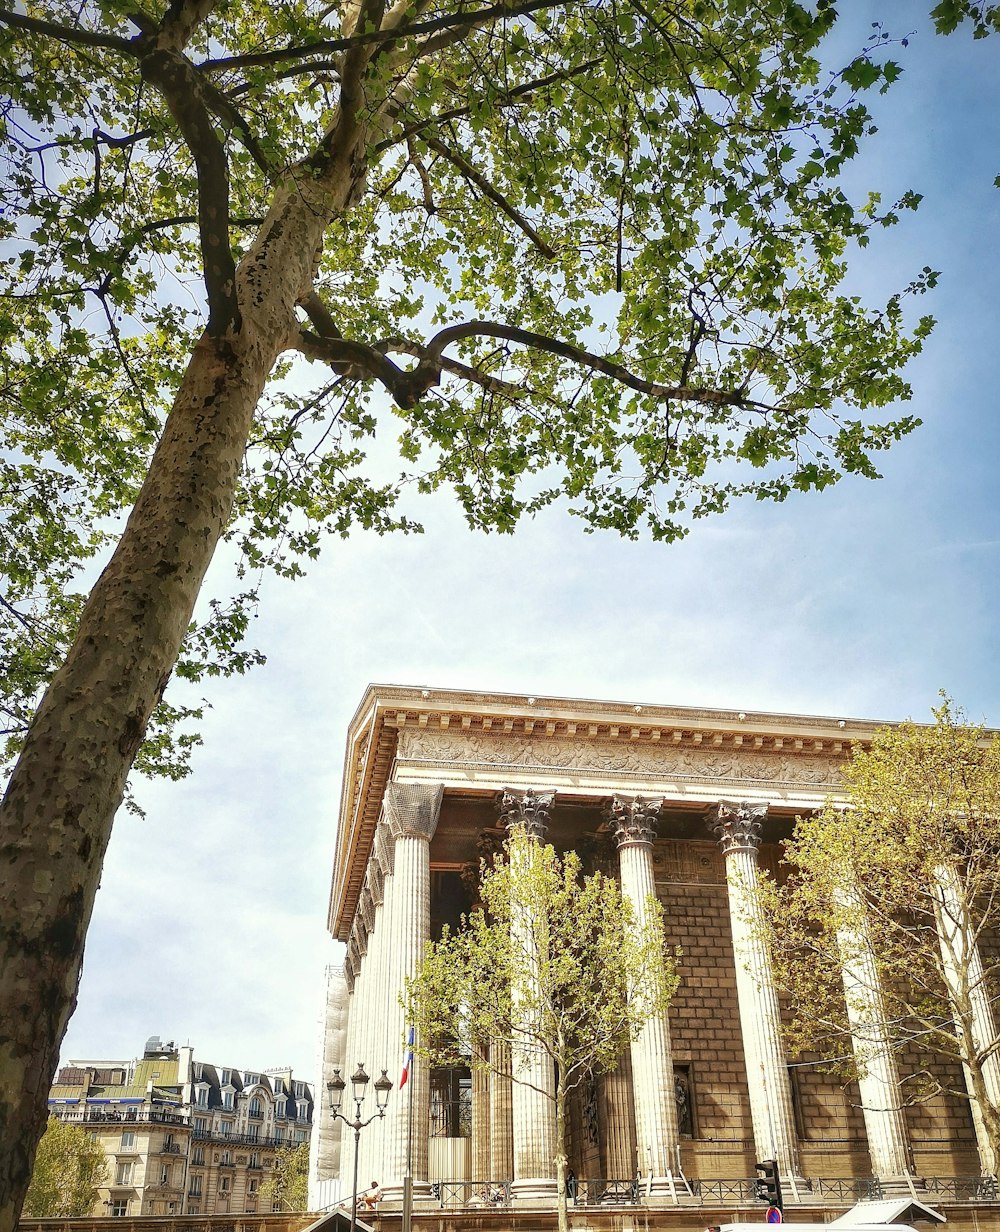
[{"left": 400, "top": 1027, "right": 415, "bottom": 1089}]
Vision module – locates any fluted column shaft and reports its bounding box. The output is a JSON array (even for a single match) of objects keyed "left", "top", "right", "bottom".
[
  {"left": 933, "top": 862, "right": 1000, "bottom": 1175},
  {"left": 500, "top": 789, "right": 558, "bottom": 1202},
  {"left": 472, "top": 1061, "right": 490, "bottom": 1183},
  {"left": 608, "top": 796, "right": 681, "bottom": 1197},
  {"left": 602, "top": 1054, "right": 637, "bottom": 1181},
  {"left": 382, "top": 783, "right": 443, "bottom": 1192},
  {"left": 712, "top": 801, "right": 803, "bottom": 1186},
  {"left": 309, "top": 965, "right": 349, "bottom": 1208},
  {"left": 357, "top": 880, "right": 391, "bottom": 1188},
  {"left": 835, "top": 887, "right": 916, "bottom": 1184},
  {"left": 488, "top": 1044, "right": 514, "bottom": 1182}
]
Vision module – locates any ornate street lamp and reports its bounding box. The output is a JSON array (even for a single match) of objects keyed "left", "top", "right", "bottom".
[{"left": 327, "top": 1064, "right": 392, "bottom": 1232}]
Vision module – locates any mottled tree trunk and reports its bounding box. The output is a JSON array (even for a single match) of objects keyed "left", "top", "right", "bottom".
[{"left": 0, "top": 137, "right": 366, "bottom": 1232}]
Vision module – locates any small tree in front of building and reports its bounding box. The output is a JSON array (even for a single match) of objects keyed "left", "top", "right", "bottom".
[
  {"left": 407, "top": 827, "right": 677, "bottom": 1232},
  {"left": 759, "top": 700, "right": 1000, "bottom": 1173},
  {"left": 22, "top": 1117, "right": 107, "bottom": 1218},
  {"left": 259, "top": 1142, "right": 310, "bottom": 1212}
]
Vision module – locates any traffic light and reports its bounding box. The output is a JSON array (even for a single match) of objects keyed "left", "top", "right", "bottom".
[{"left": 754, "top": 1159, "right": 782, "bottom": 1211}]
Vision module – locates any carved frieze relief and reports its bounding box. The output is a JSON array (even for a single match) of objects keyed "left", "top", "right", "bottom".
[{"left": 396, "top": 729, "right": 844, "bottom": 786}]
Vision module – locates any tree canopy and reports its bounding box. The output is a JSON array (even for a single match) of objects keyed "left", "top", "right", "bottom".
[
  {"left": 21, "top": 1117, "right": 107, "bottom": 1218},
  {"left": 760, "top": 702, "right": 1000, "bottom": 1175},
  {"left": 0, "top": 0, "right": 933, "bottom": 779},
  {"left": 407, "top": 827, "right": 676, "bottom": 1232},
  {"left": 260, "top": 1141, "right": 310, "bottom": 1211},
  {"left": 0, "top": 0, "right": 936, "bottom": 1225}
]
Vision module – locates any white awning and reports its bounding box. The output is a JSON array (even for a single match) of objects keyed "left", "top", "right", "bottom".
[{"left": 829, "top": 1198, "right": 946, "bottom": 1226}]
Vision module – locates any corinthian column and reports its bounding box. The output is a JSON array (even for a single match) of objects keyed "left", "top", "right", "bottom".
[
  {"left": 606, "top": 795, "right": 682, "bottom": 1201},
  {"left": 835, "top": 885, "right": 919, "bottom": 1188},
  {"left": 932, "top": 861, "right": 1000, "bottom": 1175},
  {"left": 498, "top": 787, "right": 559, "bottom": 1204},
  {"left": 711, "top": 801, "right": 803, "bottom": 1190},
  {"left": 379, "top": 782, "right": 444, "bottom": 1198}
]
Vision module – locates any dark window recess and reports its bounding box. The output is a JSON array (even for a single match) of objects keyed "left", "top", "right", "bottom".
[{"left": 429, "top": 1067, "right": 471, "bottom": 1138}]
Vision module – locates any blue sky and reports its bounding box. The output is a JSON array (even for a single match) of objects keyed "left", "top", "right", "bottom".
[{"left": 58, "top": 7, "right": 1000, "bottom": 1083}]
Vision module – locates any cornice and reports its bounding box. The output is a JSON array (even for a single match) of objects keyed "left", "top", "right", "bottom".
[{"left": 327, "top": 684, "right": 890, "bottom": 940}]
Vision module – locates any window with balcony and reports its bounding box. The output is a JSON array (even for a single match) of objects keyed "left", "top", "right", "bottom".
[
  {"left": 274, "top": 1099, "right": 286, "bottom": 1119},
  {"left": 220, "top": 1150, "right": 232, "bottom": 1167},
  {"left": 218, "top": 1177, "right": 230, "bottom": 1195},
  {"left": 294, "top": 1081, "right": 305, "bottom": 1099},
  {"left": 248, "top": 1096, "right": 262, "bottom": 1119},
  {"left": 222, "top": 1091, "right": 234, "bottom": 1111},
  {"left": 247, "top": 1125, "right": 259, "bottom": 1143},
  {"left": 195, "top": 1085, "right": 208, "bottom": 1107},
  {"left": 296, "top": 1100, "right": 309, "bottom": 1121},
  {"left": 194, "top": 1117, "right": 207, "bottom": 1135}
]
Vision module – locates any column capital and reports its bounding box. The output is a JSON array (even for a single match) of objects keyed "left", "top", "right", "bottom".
[
  {"left": 384, "top": 782, "right": 444, "bottom": 841},
  {"left": 710, "top": 800, "right": 768, "bottom": 854},
  {"left": 497, "top": 787, "right": 555, "bottom": 839},
  {"left": 374, "top": 821, "right": 395, "bottom": 875},
  {"left": 604, "top": 794, "right": 663, "bottom": 847},
  {"left": 359, "top": 885, "right": 375, "bottom": 932},
  {"left": 366, "top": 860, "right": 384, "bottom": 907}
]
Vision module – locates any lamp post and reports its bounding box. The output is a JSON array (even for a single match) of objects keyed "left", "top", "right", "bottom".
[{"left": 327, "top": 1064, "right": 393, "bottom": 1232}]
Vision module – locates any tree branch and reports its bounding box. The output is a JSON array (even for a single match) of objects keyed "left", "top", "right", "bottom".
[
  {"left": 198, "top": 0, "right": 570, "bottom": 73},
  {"left": 155, "top": 0, "right": 225, "bottom": 52},
  {"left": 0, "top": 7, "right": 136, "bottom": 53},
  {"left": 374, "top": 58, "right": 602, "bottom": 154},
  {"left": 139, "top": 48, "right": 239, "bottom": 335},
  {"left": 420, "top": 134, "right": 556, "bottom": 259}
]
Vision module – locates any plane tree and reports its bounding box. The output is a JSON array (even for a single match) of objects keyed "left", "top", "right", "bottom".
[
  {"left": 759, "top": 704, "right": 1000, "bottom": 1175},
  {"left": 0, "top": 0, "right": 932, "bottom": 1223}
]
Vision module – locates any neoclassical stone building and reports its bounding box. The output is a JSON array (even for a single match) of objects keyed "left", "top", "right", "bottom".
[{"left": 312, "top": 685, "right": 988, "bottom": 1210}]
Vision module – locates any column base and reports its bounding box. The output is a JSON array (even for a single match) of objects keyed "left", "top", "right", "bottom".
[
  {"left": 511, "top": 1177, "right": 559, "bottom": 1204},
  {"left": 775, "top": 1175, "right": 811, "bottom": 1203},
  {"left": 875, "top": 1173, "right": 927, "bottom": 1196},
  {"left": 643, "top": 1174, "right": 696, "bottom": 1205},
  {"left": 378, "top": 1179, "right": 436, "bottom": 1208}
]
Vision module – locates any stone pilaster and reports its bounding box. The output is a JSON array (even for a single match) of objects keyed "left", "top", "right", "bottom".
[
  {"left": 500, "top": 788, "right": 559, "bottom": 1203},
  {"left": 835, "top": 886, "right": 919, "bottom": 1188},
  {"left": 711, "top": 801, "right": 804, "bottom": 1189},
  {"left": 607, "top": 795, "right": 682, "bottom": 1200},
  {"left": 382, "top": 782, "right": 444, "bottom": 1195},
  {"left": 933, "top": 862, "right": 1000, "bottom": 1175}
]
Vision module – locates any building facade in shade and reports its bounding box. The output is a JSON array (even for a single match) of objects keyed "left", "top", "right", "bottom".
[
  {"left": 48, "top": 1037, "right": 314, "bottom": 1216},
  {"left": 312, "top": 684, "right": 994, "bottom": 1211}
]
